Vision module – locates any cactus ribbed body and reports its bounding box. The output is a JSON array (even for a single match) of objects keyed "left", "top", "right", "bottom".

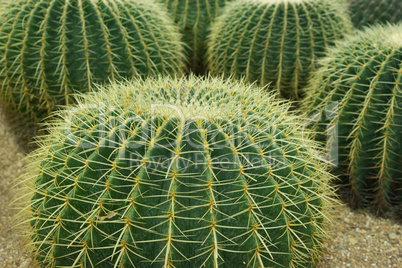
[
  {"left": 0, "top": 0, "right": 185, "bottom": 135},
  {"left": 160, "top": 0, "right": 230, "bottom": 74},
  {"left": 304, "top": 24, "right": 402, "bottom": 213},
  {"left": 0, "top": 1, "right": 7, "bottom": 15},
  {"left": 349, "top": 0, "right": 402, "bottom": 29},
  {"left": 25, "top": 76, "right": 334, "bottom": 267},
  {"left": 207, "top": 0, "right": 352, "bottom": 99}
]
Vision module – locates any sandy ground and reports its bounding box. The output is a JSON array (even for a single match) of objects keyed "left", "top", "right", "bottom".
[{"left": 0, "top": 104, "right": 401, "bottom": 268}]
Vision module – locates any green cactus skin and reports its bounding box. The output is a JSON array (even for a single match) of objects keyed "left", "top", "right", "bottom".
[
  {"left": 207, "top": 0, "right": 352, "bottom": 100},
  {"left": 304, "top": 23, "right": 402, "bottom": 214},
  {"left": 159, "top": 0, "right": 231, "bottom": 75},
  {"left": 0, "top": 0, "right": 185, "bottom": 136},
  {"left": 21, "top": 76, "right": 335, "bottom": 267},
  {"left": 349, "top": 0, "right": 402, "bottom": 29},
  {"left": 0, "top": 1, "right": 7, "bottom": 15}
]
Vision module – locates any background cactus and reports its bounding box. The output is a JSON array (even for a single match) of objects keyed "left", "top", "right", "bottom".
[
  {"left": 304, "top": 23, "right": 402, "bottom": 213},
  {"left": 21, "top": 76, "right": 335, "bottom": 267},
  {"left": 349, "top": 0, "right": 402, "bottom": 29},
  {"left": 0, "top": 0, "right": 185, "bottom": 136},
  {"left": 207, "top": 0, "right": 352, "bottom": 100},
  {"left": 159, "top": 0, "right": 231, "bottom": 74}
]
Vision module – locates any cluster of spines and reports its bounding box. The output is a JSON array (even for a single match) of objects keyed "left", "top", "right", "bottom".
[
  {"left": 19, "top": 76, "right": 335, "bottom": 267},
  {"left": 207, "top": 0, "right": 352, "bottom": 99},
  {"left": 0, "top": 1, "right": 7, "bottom": 15},
  {"left": 0, "top": 0, "right": 185, "bottom": 134},
  {"left": 160, "top": 0, "right": 230, "bottom": 74},
  {"left": 348, "top": 0, "right": 402, "bottom": 29},
  {"left": 304, "top": 23, "right": 402, "bottom": 213}
]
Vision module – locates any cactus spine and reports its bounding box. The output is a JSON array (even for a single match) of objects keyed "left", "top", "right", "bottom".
[
  {"left": 159, "top": 0, "right": 231, "bottom": 74},
  {"left": 304, "top": 23, "right": 402, "bottom": 213},
  {"left": 207, "top": 0, "right": 352, "bottom": 100},
  {"left": 22, "top": 76, "right": 335, "bottom": 267},
  {"left": 0, "top": 0, "right": 185, "bottom": 136},
  {"left": 349, "top": 0, "right": 402, "bottom": 29}
]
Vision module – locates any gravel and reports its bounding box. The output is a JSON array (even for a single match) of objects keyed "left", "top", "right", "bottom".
[
  {"left": 317, "top": 206, "right": 401, "bottom": 268},
  {"left": 0, "top": 103, "right": 401, "bottom": 267},
  {"left": 0, "top": 105, "right": 35, "bottom": 268}
]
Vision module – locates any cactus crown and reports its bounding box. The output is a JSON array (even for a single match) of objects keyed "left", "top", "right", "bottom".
[
  {"left": 389, "top": 32, "right": 402, "bottom": 47},
  {"left": 304, "top": 23, "right": 402, "bottom": 213},
  {"left": 0, "top": 0, "right": 185, "bottom": 135},
  {"left": 207, "top": 0, "right": 352, "bottom": 99},
  {"left": 20, "top": 76, "right": 335, "bottom": 267}
]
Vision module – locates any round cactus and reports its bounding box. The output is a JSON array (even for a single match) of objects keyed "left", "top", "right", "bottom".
[
  {"left": 159, "top": 0, "right": 231, "bottom": 74},
  {"left": 304, "top": 23, "right": 402, "bottom": 213},
  {"left": 349, "top": 0, "right": 402, "bottom": 29},
  {"left": 22, "top": 76, "right": 335, "bottom": 267},
  {"left": 207, "top": 0, "right": 352, "bottom": 100},
  {"left": 0, "top": 0, "right": 185, "bottom": 136}
]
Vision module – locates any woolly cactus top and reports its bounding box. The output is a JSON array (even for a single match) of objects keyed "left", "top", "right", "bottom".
[
  {"left": 333, "top": 23, "right": 402, "bottom": 50},
  {"left": 22, "top": 76, "right": 335, "bottom": 267},
  {"left": 372, "top": 25, "right": 402, "bottom": 49}
]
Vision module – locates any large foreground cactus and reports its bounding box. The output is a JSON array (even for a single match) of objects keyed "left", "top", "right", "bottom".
[
  {"left": 304, "top": 23, "right": 402, "bottom": 213},
  {"left": 0, "top": 0, "right": 185, "bottom": 136},
  {"left": 21, "top": 76, "right": 335, "bottom": 267},
  {"left": 0, "top": 0, "right": 7, "bottom": 15},
  {"left": 159, "top": 0, "right": 231, "bottom": 74},
  {"left": 207, "top": 0, "right": 352, "bottom": 99},
  {"left": 349, "top": 0, "right": 402, "bottom": 29}
]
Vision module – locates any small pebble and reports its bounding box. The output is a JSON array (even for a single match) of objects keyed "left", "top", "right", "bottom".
[
  {"left": 349, "top": 238, "right": 358, "bottom": 245},
  {"left": 19, "top": 258, "right": 33, "bottom": 268},
  {"left": 388, "top": 233, "right": 397, "bottom": 240}
]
